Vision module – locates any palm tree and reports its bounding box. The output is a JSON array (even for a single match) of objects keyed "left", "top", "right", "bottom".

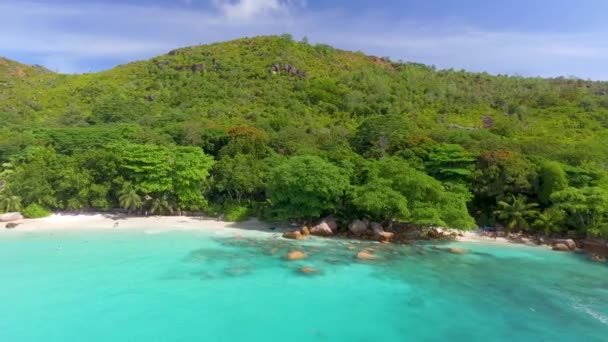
[
  {"left": 533, "top": 207, "right": 565, "bottom": 235},
  {"left": 494, "top": 195, "right": 539, "bottom": 232},
  {"left": 149, "top": 194, "right": 173, "bottom": 215},
  {"left": 0, "top": 194, "right": 21, "bottom": 213},
  {"left": 118, "top": 185, "right": 142, "bottom": 214}
]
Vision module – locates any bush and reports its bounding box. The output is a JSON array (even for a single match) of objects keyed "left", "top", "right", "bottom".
[
  {"left": 22, "top": 204, "right": 52, "bottom": 218},
  {"left": 223, "top": 204, "right": 250, "bottom": 222}
]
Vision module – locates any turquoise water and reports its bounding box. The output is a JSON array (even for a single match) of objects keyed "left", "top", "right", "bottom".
[{"left": 1, "top": 229, "right": 607, "bottom": 341}]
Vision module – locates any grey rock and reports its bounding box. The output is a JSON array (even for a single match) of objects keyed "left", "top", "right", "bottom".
[
  {"left": 349, "top": 219, "right": 369, "bottom": 236},
  {"left": 552, "top": 239, "right": 576, "bottom": 250},
  {"left": 310, "top": 222, "right": 333, "bottom": 236},
  {"left": 0, "top": 212, "right": 23, "bottom": 222},
  {"left": 5, "top": 222, "right": 20, "bottom": 229}
]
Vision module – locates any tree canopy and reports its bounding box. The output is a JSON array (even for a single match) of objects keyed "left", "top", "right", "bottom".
[{"left": 1, "top": 35, "right": 608, "bottom": 236}]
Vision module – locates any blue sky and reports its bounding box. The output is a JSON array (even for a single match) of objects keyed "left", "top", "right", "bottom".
[{"left": 1, "top": 0, "right": 608, "bottom": 79}]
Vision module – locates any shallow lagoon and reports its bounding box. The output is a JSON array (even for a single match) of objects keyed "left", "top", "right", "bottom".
[{"left": 0, "top": 229, "right": 607, "bottom": 341}]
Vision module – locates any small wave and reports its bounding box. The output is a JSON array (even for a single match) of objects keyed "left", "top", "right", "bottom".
[
  {"left": 144, "top": 230, "right": 166, "bottom": 235},
  {"left": 574, "top": 302, "right": 608, "bottom": 325}
]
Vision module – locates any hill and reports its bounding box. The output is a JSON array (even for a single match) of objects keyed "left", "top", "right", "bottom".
[{"left": 1, "top": 35, "right": 608, "bottom": 237}]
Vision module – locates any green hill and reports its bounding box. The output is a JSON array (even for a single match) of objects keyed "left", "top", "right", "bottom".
[{"left": 1, "top": 35, "right": 608, "bottom": 236}]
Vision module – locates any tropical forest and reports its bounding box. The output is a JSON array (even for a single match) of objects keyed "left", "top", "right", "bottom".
[{"left": 1, "top": 35, "right": 608, "bottom": 238}]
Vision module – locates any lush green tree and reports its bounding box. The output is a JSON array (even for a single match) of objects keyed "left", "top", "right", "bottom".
[
  {"left": 267, "top": 155, "right": 349, "bottom": 220},
  {"left": 148, "top": 194, "right": 173, "bottom": 215},
  {"left": 551, "top": 187, "right": 608, "bottom": 236},
  {"left": 538, "top": 161, "right": 568, "bottom": 205},
  {"left": 5, "top": 147, "right": 64, "bottom": 208},
  {"left": 350, "top": 178, "right": 409, "bottom": 222},
  {"left": 171, "top": 146, "right": 215, "bottom": 210},
  {"left": 425, "top": 143, "right": 475, "bottom": 183},
  {"left": 90, "top": 94, "right": 150, "bottom": 124},
  {"left": 493, "top": 195, "right": 539, "bottom": 232},
  {"left": 533, "top": 207, "right": 566, "bottom": 234},
  {"left": 0, "top": 194, "right": 21, "bottom": 213},
  {"left": 219, "top": 126, "right": 271, "bottom": 158},
  {"left": 181, "top": 123, "right": 228, "bottom": 157},
  {"left": 22, "top": 203, "right": 51, "bottom": 218},
  {"left": 364, "top": 157, "right": 476, "bottom": 229},
  {"left": 474, "top": 150, "right": 537, "bottom": 200},
  {"left": 118, "top": 184, "right": 143, "bottom": 213},
  {"left": 212, "top": 154, "right": 271, "bottom": 202},
  {"left": 351, "top": 115, "right": 413, "bottom": 158},
  {"left": 113, "top": 143, "right": 173, "bottom": 194}
]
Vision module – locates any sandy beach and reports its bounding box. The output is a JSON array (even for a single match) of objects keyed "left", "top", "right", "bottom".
[
  {"left": 0, "top": 213, "right": 285, "bottom": 238},
  {"left": 1, "top": 213, "right": 537, "bottom": 247}
]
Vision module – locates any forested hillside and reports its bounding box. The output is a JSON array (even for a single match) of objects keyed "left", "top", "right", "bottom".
[{"left": 1, "top": 35, "right": 608, "bottom": 236}]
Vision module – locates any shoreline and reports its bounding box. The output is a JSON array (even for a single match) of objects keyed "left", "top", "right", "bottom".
[
  {"left": 2, "top": 213, "right": 542, "bottom": 247},
  {"left": 4, "top": 213, "right": 607, "bottom": 262}
]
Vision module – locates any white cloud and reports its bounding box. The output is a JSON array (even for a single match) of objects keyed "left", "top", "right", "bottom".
[
  {"left": 0, "top": 1, "right": 606, "bottom": 79},
  {"left": 213, "top": 0, "right": 288, "bottom": 20}
]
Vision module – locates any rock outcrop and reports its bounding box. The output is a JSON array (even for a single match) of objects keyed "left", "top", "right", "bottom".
[
  {"left": 376, "top": 231, "right": 394, "bottom": 243},
  {"left": 551, "top": 239, "right": 576, "bottom": 251},
  {"left": 269, "top": 63, "right": 307, "bottom": 77},
  {"left": 582, "top": 240, "right": 608, "bottom": 262},
  {"left": 310, "top": 222, "right": 333, "bottom": 236},
  {"left": 324, "top": 216, "right": 338, "bottom": 233},
  {"left": 191, "top": 63, "right": 205, "bottom": 72},
  {"left": 310, "top": 216, "right": 337, "bottom": 236},
  {"left": 349, "top": 219, "right": 369, "bottom": 236},
  {"left": 552, "top": 243, "right": 570, "bottom": 252},
  {"left": 370, "top": 222, "right": 393, "bottom": 242},
  {"left": 282, "top": 231, "right": 304, "bottom": 240},
  {"left": 0, "top": 212, "right": 23, "bottom": 222},
  {"left": 482, "top": 116, "right": 495, "bottom": 129}
]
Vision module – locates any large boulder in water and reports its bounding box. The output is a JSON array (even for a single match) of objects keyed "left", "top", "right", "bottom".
[
  {"left": 376, "top": 231, "right": 394, "bottom": 243},
  {"left": 299, "top": 266, "right": 319, "bottom": 275},
  {"left": 283, "top": 231, "right": 304, "bottom": 240},
  {"left": 286, "top": 251, "right": 307, "bottom": 260},
  {"left": 349, "top": 219, "right": 369, "bottom": 236},
  {"left": 370, "top": 222, "right": 394, "bottom": 242},
  {"left": 0, "top": 212, "right": 23, "bottom": 222},
  {"left": 552, "top": 239, "right": 576, "bottom": 251},
  {"left": 356, "top": 251, "right": 380, "bottom": 260},
  {"left": 552, "top": 243, "right": 570, "bottom": 252}
]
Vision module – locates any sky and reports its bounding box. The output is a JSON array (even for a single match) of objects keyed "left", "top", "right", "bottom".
[{"left": 1, "top": 0, "right": 608, "bottom": 79}]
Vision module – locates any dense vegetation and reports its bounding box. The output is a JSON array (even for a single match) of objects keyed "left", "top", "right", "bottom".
[{"left": 1, "top": 35, "right": 608, "bottom": 237}]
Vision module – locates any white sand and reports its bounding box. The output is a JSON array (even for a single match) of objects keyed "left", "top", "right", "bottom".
[
  {"left": 455, "top": 230, "right": 545, "bottom": 248},
  {"left": 0, "top": 213, "right": 283, "bottom": 238},
  {"left": 456, "top": 230, "right": 511, "bottom": 244}
]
